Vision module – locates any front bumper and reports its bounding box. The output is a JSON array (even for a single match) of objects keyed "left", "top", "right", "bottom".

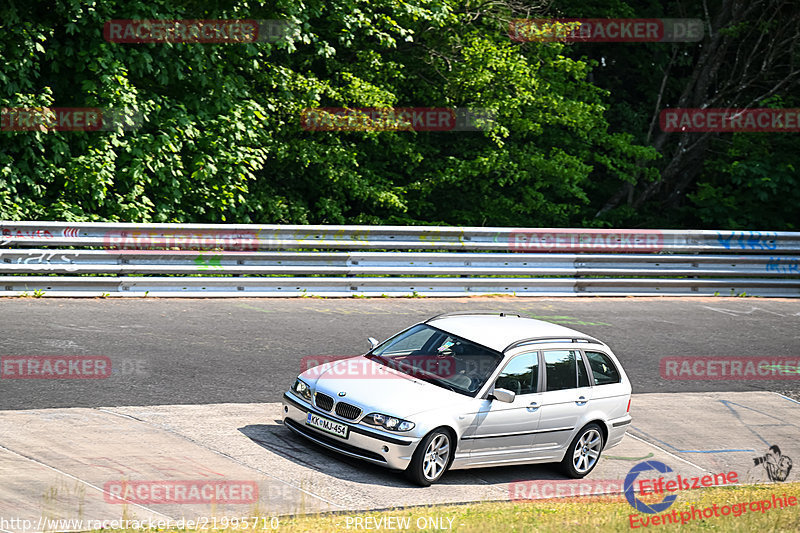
[{"left": 282, "top": 392, "right": 421, "bottom": 471}]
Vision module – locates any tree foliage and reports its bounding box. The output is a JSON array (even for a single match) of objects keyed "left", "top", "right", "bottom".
[{"left": 0, "top": 0, "right": 796, "bottom": 229}]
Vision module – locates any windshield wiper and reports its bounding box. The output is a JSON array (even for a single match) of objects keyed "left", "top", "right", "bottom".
[
  {"left": 429, "top": 378, "right": 460, "bottom": 393},
  {"left": 365, "top": 352, "right": 389, "bottom": 364},
  {"left": 365, "top": 353, "right": 403, "bottom": 372},
  {"left": 367, "top": 354, "right": 464, "bottom": 394},
  {"left": 409, "top": 370, "right": 461, "bottom": 394}
]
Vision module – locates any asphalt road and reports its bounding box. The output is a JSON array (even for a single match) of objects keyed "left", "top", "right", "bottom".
[{"left": 1, "top": 297, "right": 798, "bottom": 410}]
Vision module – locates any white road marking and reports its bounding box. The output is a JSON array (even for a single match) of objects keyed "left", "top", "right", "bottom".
[{"left": 702, "top": 305, "right": 800, "bottom": 318}]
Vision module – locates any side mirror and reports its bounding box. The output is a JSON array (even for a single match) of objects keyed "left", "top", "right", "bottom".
[
  {"left": 491, "top": 388, "right": 516, "bottom": 403},
  {"left": 367, "top": 337, "right": 380, "bottom": 349}
]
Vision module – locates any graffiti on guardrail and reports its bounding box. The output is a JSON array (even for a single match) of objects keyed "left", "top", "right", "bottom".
[
  {"left": 716, "top": 231, "right": 778, "bottom": 250},
  {"left": 1, "top": 228, "right": 55, "bottom": 244},
  {"left": 1, "top": 227, "right": 82, "bottom": 246},
  {"left": 766, "top": 257, "right": 800, "bottom": 274},
  {"left": 194, "top": 254, "right": 224, "bottom": 270},
  {"left": 509, "top": 230, "right": 663, "bottom": 253},
  {"left": 3, "top": 251, "right": 81, "bottom": 271}
]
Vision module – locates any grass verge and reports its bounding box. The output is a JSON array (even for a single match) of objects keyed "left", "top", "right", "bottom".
[{"left": 88, "top": 482, "right": 800, "bottom": 533}]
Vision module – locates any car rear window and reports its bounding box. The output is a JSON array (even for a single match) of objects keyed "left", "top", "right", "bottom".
[{"left": 585, "top": 351, "right": 621, "bottom": 385}]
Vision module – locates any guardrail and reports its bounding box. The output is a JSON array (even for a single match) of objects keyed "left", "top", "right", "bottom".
[{"left": 1, "top": 222, "right": 798, "bottom": 297}]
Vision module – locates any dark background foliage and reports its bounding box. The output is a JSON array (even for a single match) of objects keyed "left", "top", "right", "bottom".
[{"left": 1, "top": 0, "right": 797, "bottom": 229}]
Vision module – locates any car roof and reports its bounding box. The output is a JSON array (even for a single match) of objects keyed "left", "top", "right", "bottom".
[{"left": 426, "top": 313, "right": 599, "bottom": 353}]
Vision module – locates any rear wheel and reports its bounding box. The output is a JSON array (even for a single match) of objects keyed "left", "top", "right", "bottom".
[
  {"left": 405, "top": 429, "right": 452, "bottom": 486},
  {"left": 561, "top": 423, "right": 604, "bottom": 478}
]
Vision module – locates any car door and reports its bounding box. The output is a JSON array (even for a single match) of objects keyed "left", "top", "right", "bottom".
[
  {"left": 531, "top": 349, "right": 592, "bottom": 459},
  {"left": 461, "top": 352, "right": 542, "bottom": 465},
  {"left": 583, "top": 349, "right": 628, "bottom": 420}
]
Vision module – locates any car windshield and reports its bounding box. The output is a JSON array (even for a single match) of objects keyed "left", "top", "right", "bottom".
[{"left": 367, "top": 324, "right": 503, "bottom": 396}]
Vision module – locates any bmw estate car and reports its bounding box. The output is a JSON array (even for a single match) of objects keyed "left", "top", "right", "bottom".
[{"left": 282, "top": 312, "right": 632, "bottom": 486}]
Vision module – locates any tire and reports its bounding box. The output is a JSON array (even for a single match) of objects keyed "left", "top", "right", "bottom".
[
  {"left": 561, "top": 423, "right": 604, "bottom": 478},
  {"left": 405, "top": 428, "right": 452, "bottom": 486}
]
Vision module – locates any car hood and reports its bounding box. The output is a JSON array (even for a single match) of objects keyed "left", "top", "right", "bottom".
[{"left": 301, "top": 356, "right": 468, "bottom": 419}]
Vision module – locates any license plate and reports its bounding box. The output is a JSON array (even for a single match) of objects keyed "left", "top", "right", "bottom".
[{"left": 306, "top": 412, "right": 350, "bottom": 439}]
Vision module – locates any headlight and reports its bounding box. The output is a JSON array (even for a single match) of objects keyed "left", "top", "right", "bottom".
[
  {"left": 363, "top": 412, "right": 415, "bottom": 432},
  {"left": 292, "top": 379, "right": 312, "bottom": 401}
]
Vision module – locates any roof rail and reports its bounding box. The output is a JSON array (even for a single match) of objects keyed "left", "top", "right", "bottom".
[
  {"left": 503, "top": 336, "right": 604, "bottom": 352},
  {"left": 425, "top": 310, "right": 524, "bottom": 323}
]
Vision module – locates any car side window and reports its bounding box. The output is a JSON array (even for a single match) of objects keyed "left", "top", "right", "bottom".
[
  {"left": 543, "top": 350, "right": 585, "bottom": 391},
  {"left": 585, "top": 351, "right": 621, "bottom": 385},
  {"left": 495, "top": 353, "right": 538, "bottom": 395}
]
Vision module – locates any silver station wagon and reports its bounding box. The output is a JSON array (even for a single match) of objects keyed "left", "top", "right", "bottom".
[{"left": 282, "top": 312, "right": 632, "bottom": 486}]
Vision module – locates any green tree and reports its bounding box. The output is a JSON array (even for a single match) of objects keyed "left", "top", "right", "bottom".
[{"left": 0, "top": 0, "right": 657, "bottom": 227}]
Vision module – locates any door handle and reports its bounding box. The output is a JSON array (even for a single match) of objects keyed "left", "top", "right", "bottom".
[
  {"left": 576, "top": 396, "right": 587, "bottom": 406},
  {"left": 528, "top": 401, "right": 539, "bottom": 409}
]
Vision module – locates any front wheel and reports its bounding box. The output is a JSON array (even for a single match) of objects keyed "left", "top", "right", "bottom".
[
  {"left": 405, "top": 429, "right": 452, "bottom": 486},
  {"left": 561, "top": 423, "right": 604, "bottom": 478}
]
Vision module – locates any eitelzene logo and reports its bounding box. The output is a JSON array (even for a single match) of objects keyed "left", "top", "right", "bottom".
[{"left": 625, "top": 461, "right": 678, "bottom": 514}]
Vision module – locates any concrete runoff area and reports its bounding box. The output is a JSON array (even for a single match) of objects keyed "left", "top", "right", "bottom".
[{"left": 0, "top": 392, "right": 797, "bottom": 532}]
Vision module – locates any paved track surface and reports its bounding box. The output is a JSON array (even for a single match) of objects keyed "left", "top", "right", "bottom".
[
  {"left": 1, "top": 297, "right": 799, "bottom": 410},
  {"left": 1, "top": 392, "right": 797, "bottom": 532},
  {"left": 2, "top": 298, "right": 799, "bottom": 531}
]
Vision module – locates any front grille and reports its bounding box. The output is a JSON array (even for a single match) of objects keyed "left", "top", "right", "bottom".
[
  {"left": 335, "top": 402, "right": 362, "bottom": 420},
  {"left": 315, "top": 392, "right": 334, "bottom": 411}
]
